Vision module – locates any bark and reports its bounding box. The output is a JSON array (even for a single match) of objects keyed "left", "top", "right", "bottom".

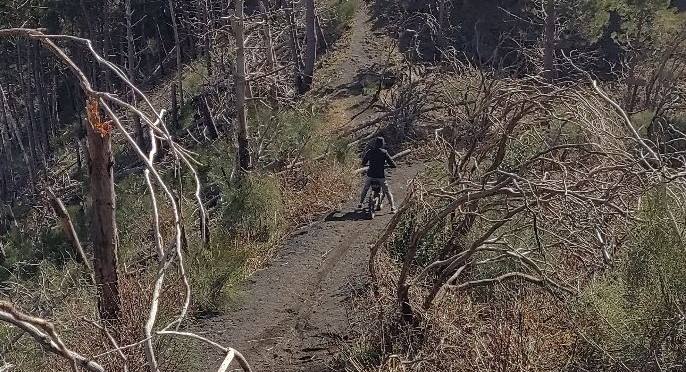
[
  {"left": 169, "top": 0, "right": 184, "bottom": 105},
  {"left": 86, "top": 112, "right": 121, "bottom": 322},
  {"left": 126, "top": 0, "right": 146, "bottom": 149},
  {"left": 300, "top": 0, "right": 317, "bottom": 93},
  {"left": 232, "top": 0, "right": 251, "bottom": 177}
]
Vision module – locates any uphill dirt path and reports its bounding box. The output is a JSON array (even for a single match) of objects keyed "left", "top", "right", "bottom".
[
  {"left": 196, "top": 164, "right": 420, "bottom": 371},
  {"left": 193, "top": 3, "right": 416, "bottom": 371}
]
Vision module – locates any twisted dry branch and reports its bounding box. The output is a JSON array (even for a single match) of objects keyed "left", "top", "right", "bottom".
[{"left": 0, "top": 28, "right": 251, "bottom": 372}]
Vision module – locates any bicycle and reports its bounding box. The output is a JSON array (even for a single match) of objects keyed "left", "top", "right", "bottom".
[{"left": 367, "top": 179, "right": 384, "bottom": 219}]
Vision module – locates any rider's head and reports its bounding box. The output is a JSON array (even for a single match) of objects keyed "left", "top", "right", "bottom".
[{"left": 374, "top": 136, "right": 385, "bottom": 149}]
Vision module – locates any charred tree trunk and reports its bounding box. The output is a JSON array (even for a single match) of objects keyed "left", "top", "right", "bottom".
[
  {"left": 171, "top": 83, "right": 179, "bottom": 130},
  {"left": 436, "top": 0, "right": 449, "bottom": 51},
  {"left": 300, "top": 0, "right": 317, "bottom": 93},
  {"left": 286, "top": 0, "right": 303, "bottom": 91},
  {"left": 86, "top": 102, "right": 121, "bottom": 323},
  {"left": 232, "top": 0, "right": 251, "bottom": 178},
  {"left": 169, "top": 0, "right": 184, "bottom": 105},
  {"left": 542, "top": 0, "right": 556, "bottom": 84}
]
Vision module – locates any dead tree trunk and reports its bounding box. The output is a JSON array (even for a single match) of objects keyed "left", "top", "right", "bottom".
[
  {"left": 232, "top": 0, "right": 251, "bottom": 177},
  {"left": 300, "top": 0, "right": 317, "bottom": 93},
  {"left": 0, "top": 84, "right": 34, "bottom": 189},
  {"left": 171, "top": 83, "right": 179, "bottom": 130},
  {"left": 286, "top": 0, "right": 303, "bottom": 91},
  {"left": 199, "top": 0, "right": 212, "bottom": 76},
  {"left": 86, "top": 99, "right": 121, "bottom": 323},
  {"left": 126, "top": 0, "right": 146, "bottom": 149},
  {"left": 260, "top": 0, "right": 278, "bottom": 101},
  {"left": 18, "top": 44, "right": 40, "bottom": 172},
  {"left": 542, "top": 0, "right": 556, "bottom": 84},
  {"left": 169, "top": 0, "right": 184, "bottom": 105}
]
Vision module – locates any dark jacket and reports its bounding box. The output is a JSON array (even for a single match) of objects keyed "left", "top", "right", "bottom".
[{"left": 362, "top": 139, "right": 397, "bottom": 178}]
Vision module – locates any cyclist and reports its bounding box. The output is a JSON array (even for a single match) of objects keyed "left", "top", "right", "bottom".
[{"left": 358, "top": 137, "right": 397, "bottom": 213}]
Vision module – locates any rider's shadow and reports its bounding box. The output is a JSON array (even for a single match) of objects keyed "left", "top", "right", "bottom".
[{"left": 324, "top": 210, "right": 371, "bottom": 222}]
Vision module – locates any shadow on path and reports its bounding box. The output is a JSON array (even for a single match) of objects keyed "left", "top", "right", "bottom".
[{"left": 324, "top": 210, "right": 370, "bottom": 222}]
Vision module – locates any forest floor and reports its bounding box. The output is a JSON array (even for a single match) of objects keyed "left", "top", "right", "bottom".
[{"left": 192, "top": 2, "right": 421, "bottom": 371}]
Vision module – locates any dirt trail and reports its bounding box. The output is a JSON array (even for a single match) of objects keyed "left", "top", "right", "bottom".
[
  {"left": 196, "top": 163, "right": 420, "bottom": 371},
  {"left": 194, "top": 3, "right": 412, "bottom": 371}
]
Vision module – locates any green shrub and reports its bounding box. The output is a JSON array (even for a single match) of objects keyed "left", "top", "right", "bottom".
[
  {"left": 251, "top": 103, "right": 326, "bottom": 163},
  {"left": 334, "top": 0, "right": 358, "bottom": 27},
  {"left": 222, "top": 174, "right": 284, "bottom": 242},
  {"left": 189, "top": 230, "right": 250, "bottom": 315},
  {"left": 574, "top": 186, "right": 686, "bottom": 370},
  {"left": 323, "top": 0, "right": 359, "bottom": 41}
]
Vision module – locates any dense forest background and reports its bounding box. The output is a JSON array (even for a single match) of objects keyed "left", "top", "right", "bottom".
[{"left": 1, "top": 0, "right": 686, "bottom": 370}]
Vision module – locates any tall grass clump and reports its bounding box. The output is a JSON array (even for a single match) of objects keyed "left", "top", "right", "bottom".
[{"left": 222, "top": 174, "right": 285, "bottom": 242}]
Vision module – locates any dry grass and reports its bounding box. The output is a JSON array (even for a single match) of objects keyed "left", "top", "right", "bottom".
[
  {"left": 340, "top": 254, "right": 578, "bottom": 372},
  {"left": 280, "top": 160, "right": 356, "bottom": 227}
]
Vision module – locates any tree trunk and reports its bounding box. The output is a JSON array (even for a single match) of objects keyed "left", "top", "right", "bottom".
[
  {"left": 33, "top": 44, "right": 51, "bottom": 157},
  {"left": 286, "top": 0, "right": 303, "bottom": 90},
  {"left": 18, "top": 44, "right": 39, "bottom": 170},
  {"left": 199, "top": 0, "right": 212, "bottom": 76},
  {"left": 126, "top": 0, "right": 146, "bottom": 150},
  {"left": 232, "top": 0, "right": 251, "bottom": 177},
  {"left": 171, "top": 83, "right": 179, "bottom": 130},
  {"left": 86, "top": 105, "right": 121, "bottom": 323},
  {"left": 436, "top": 0, "right": 448, "bottom": 52},
  {"left": 300, "top": 0, "right": 317, "bottom": 93},
  {"left": 542, "top": 0, "right": 556, "bottom": 84},
  {"left": 169, "top": 0, "right": 184, "bottom": 105},
  {"left": 625, "top": 51, "right": 640, "bottom": 112},
  {"left": 0, "top": 84, "right": 34, "bottom": 189},
  {"left": 260, "top": 0, "right": 278, "bottom": 101}
]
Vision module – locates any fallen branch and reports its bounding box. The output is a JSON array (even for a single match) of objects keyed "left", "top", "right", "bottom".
[
  {"left": 0, "top": 301, "right": 104, "bottom": 372},
  {"left": 46, "top": 187, "right": 95, "bottom": 285}
]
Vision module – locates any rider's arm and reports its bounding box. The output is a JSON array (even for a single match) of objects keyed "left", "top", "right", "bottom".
[
  {"left": 362, "top": 151, "right": 370, "bottom": 166},
  {"left": 385, "top": 150, "right": 397, "bottom": 168}
]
